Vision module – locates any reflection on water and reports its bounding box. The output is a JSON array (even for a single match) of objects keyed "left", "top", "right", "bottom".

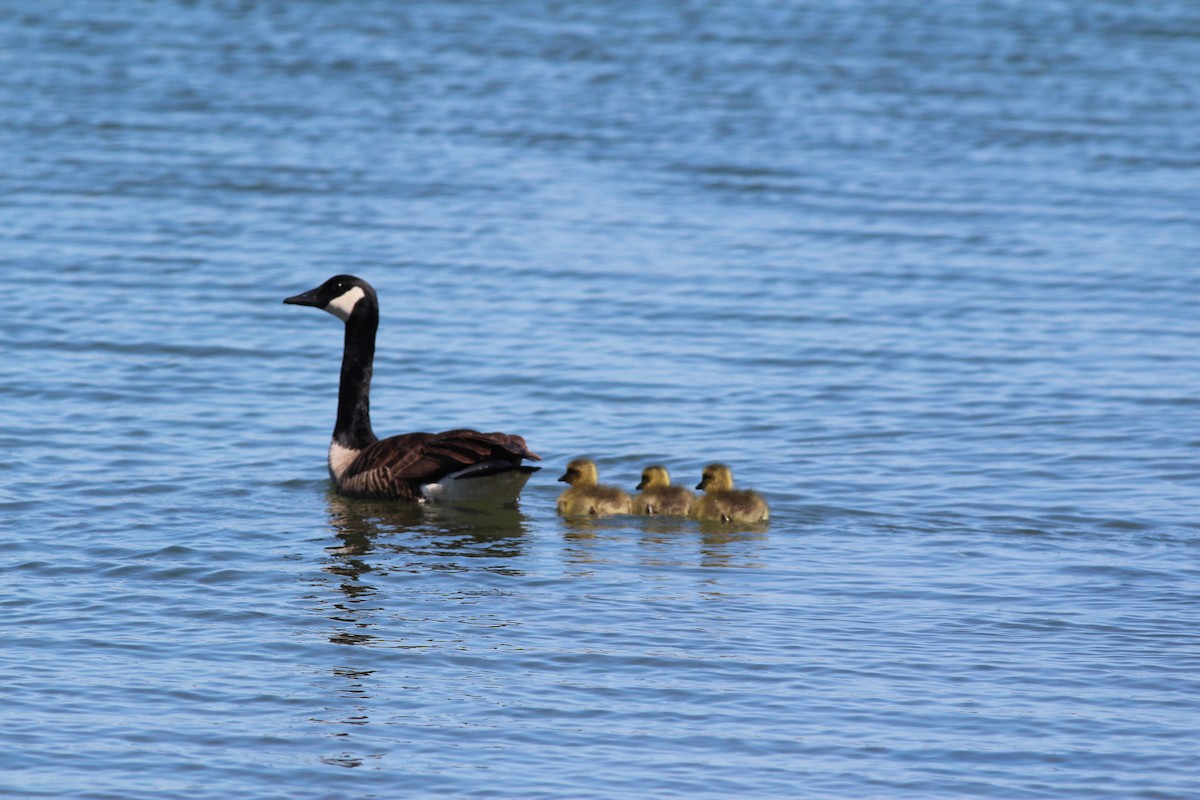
[
  {"left": 309, "top": 496, "right": 769, "bottom": 770},
  {"left": 627, "top": 518, "right": 772, "bottom": 571},
  {"left": 312, "top": 496, "right": 538, "bottom": 768},
  {"left": 697, "top": 524, "right": 770, "bottom": 569},
  {"left": 315, "top": 666, "right": 379, "bottom": 770},
  {"left": 7, "top": 0, "right": 1198, "bottom": 793},
  {"left": 696, "top": 527, "right": 768, "bottom": 573},
  {"left": 323, "top": 493, "right": 532, "bottom": 576},
  {"left": 316, "top": 493, "right": 534, "bottom": 647},
  {"left": 560, "top": 513, "right": 770, "bottom": 571}
]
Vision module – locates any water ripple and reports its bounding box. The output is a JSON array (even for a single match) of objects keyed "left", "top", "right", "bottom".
[{"left": 3, "top": 1, "right": 1200, "bottom": 798}]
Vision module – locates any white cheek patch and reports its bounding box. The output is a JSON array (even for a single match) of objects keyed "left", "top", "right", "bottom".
[{"left": 324, "top": 286, "right": 366, "bottom": 321}]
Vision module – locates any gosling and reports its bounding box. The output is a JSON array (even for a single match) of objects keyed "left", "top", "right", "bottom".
[
  {"left": 557, "top": 458, "right": 633, "bottom": 517},
  {"left": 690, "top": 463, "right": 769, "bottom": 524},
  {"left": 632, "top": 465, "right": 695, "bottom": 516}
]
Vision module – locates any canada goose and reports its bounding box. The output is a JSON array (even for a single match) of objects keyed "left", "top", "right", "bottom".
[
  {"left": 632, "top": 465, "right": 695, "bottom": 516},
  {"left": 284, "top": 275, "right": 540, "bottom": 504},
  {"left": 690, "top": 463, "right": 769, "bottom": 523},
  {"left": 556, "top": 458, "right": 632, "bottom": 516}
]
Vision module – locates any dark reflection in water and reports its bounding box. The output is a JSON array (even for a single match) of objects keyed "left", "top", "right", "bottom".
[
  {"left": 314, "top": 666, "right": 380, "bottom": 770},
  {"left": 310, "top": 496, "right": 536, "bottom": 767},
  {"left": 694, "top": 522, "right": 770, "bottom": 569},
  {"left": 323, "top": 493, "right": 532, "bottom": 577},
  {"left": 561, "top": 514, "right": 769, "bottom": 571},
  {"left": 315, "top": 493, "right": 532, "bottom": 646},
  {"left": 629, "top": 519, "right": 772, "bottom": 573},
  {"left": 7, "top": 0, "right": 1198, "bottom": 793}
]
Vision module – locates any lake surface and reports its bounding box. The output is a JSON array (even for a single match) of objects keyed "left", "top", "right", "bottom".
[{"left": 2, "top": 1, "right": 1199, "bottom": 797}]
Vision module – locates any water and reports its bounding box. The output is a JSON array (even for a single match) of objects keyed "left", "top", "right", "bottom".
[{"left": 2, "top": 1, "right": 1199, "bottom": 797}]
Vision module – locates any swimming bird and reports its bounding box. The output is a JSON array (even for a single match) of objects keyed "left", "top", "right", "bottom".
[
  {"left": 631, "top": 465, "right": 695, "bottom": 516},
  {"left": 556, "top": 458, "right": 632, "bottom": 517},
  {"left": 283, "top": 275, "right": 540, "bottom": 504},
  {"left": 690, "top": 463, "right": 769, "bottom": 523}
]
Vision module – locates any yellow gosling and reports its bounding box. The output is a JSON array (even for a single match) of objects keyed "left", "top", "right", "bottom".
[
  {"left": 632, "top": 465, "right": 695, "bottom": 516},
  {"left": 556, "top": 458, "right": 633, "bottom": 517},
  {"left": 690, "top": 463, "right": 769, "bottom": 524}
]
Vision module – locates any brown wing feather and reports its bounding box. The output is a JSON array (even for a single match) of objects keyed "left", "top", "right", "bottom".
[{"left": 340, "top": 429, "right": 540, "bottom": 500}]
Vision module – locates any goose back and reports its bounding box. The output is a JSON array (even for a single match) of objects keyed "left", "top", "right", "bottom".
[{"left": 336, "top": 429, "right": 538, "bottom": 502}]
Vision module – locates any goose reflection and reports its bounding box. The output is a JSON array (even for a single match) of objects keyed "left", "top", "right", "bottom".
[
  {"left": 314, "top": 664, "right": 381, "bottom": 770},
  {"left": 309, "top": 496, "right": 533, "bottom": 770},
  {"left": 323, "top": 492, "right": 533, "bottom": 592},
  {"left": 318, "top": 495, "right": 532, "bottom": 652}
]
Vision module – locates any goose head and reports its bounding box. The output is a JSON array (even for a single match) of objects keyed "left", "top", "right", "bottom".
[
  {"left": 636, "top": 465, "right": 672, "bottom": 492},
  {"left": 558, "top": 458, "right": 599, "bottom": 487},
  {"left": 284, "top": 275, "right": 377, "bottom": 322},
  {"left": 696, "top": 463, "right": 735, "bottom": 492}
]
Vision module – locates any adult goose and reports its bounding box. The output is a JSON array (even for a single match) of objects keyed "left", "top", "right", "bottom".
[
  {"left": 690, "top": 464, "right": 769, "bottom": 524},
  {"left": 284, "top": 275, "right": 541, "bottom": 504}
]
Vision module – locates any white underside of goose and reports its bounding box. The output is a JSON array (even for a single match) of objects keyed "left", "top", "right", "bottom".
[{"left": 419, "top": 461, "right": 537, "bottom": 505}]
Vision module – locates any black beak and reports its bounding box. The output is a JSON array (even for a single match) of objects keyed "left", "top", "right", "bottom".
[{"left": 283, "top": 286, "right": 322, "bottom": 307}]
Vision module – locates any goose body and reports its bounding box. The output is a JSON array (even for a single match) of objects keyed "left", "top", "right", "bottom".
[
  {"left": 556, "top": 459, "right": 632, "bottom": 517},
  {"left": 690, "top": 463, "right": 769, "bottom": 524},
  {"left": 284, "top": 275, "right": 540, "bottom": 504},
  {"left": 632, "top": 465, "right": 694, "bottom": 516}
]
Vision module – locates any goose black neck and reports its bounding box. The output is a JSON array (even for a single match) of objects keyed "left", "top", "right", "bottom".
[{"left": 334, "top": 300, "right": 379, "bottom": 450}]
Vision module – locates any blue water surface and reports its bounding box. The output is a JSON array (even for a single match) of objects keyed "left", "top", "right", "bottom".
[{"left": 2, "top": 1, "right": 1199, "bottom": 798}]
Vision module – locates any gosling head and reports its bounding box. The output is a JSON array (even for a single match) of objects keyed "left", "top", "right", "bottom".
[
  {"left": 284, "top": 274, "right": 377, "bottom": 322},
  {"left": 558, "top": 458, "right": 599, "bottom": 487},
  {"left": 696, "top": 463, "right": 735, "bottom": 492},
  {"left": 636, "top": 465, "right": 672, "bottom": 492}
]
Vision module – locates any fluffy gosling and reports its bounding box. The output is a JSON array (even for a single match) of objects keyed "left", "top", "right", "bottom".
[
  {"left": 632, "top": 465, "right": 695, "bottom": 516},
  {"left": 690, "top": 463, "right": 769, "bottom": 524},
  {"left": 556, "top": 458, "right": 633, "bottom": 517}
]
